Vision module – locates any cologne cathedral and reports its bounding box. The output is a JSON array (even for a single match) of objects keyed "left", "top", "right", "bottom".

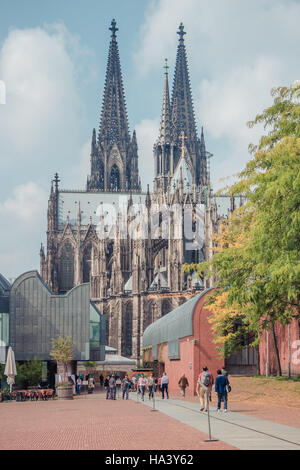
[{"left": 40, "top": 20, "right": 239, "bottom": 364}]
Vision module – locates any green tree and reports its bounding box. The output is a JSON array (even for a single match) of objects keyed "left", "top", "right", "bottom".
[
  {"left": 15, "top": 358, "right": 43, "bottom": 388},
  {"left": 185, "top": 85, "right": 300, "bottom": 375},
  {"left": 50, "top": 336, "right": 74, "bottom": 382}
]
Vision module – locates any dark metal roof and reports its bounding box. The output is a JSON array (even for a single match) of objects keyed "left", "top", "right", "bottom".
[
  {"left": 9, "top": 271, "right": 104, "bottom": 361},
  {"left": 0, "top": 273, "right": 11, "bottom": 293},
  {"left": 143, "top": 288, "right": 213, "bottom": 347}
]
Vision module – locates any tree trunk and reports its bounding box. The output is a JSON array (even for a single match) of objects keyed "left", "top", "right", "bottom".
[{"left": 270, "top": 322, "right": 282, "bottom": 376}]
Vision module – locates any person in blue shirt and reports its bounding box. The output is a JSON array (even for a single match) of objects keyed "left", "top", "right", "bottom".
[{"left": 215, "top": 369, "right": 229, "bottom": 412}]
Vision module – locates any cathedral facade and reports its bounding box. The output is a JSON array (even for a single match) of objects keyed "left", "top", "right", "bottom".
[{"left": 40, "top": 20, "right": 237, "bottom": 365}]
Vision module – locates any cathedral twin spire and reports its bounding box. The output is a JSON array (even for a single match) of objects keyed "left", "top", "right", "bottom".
[
  {"left": 155, "top": 22, "right": 207, "bottom": 190},
  {"left": 87, "top": 19, "right": 207, "bottom": 193},
  {"left": 87, "top": 19, "right": 140, "bottom": 192},
  {"left": 98, "top": 19, "right": 130, "bottom": 144}
]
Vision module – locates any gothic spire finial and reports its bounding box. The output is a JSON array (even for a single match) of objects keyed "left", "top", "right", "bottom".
[
  {"left": 164, "top": 58, "right": 169, "bottom": 75},
  {"left": 109, "top": 19, "right": 118, "bottom": 39},
  {"left": 177, "top": 23, "right": 186, "bottom": 42},
  {"left": 54, "top": 173, "right": 60, "bottom": 193},
  {"left": 171, "top": 23, "right": 197, "bottom": 142}
]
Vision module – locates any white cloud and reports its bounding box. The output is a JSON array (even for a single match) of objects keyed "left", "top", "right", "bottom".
[
  {"left": 135, "top": 118, "right": 160, "bottom": 189},
  {"left": 0, "top": 182, "right": 48, "bottom": 279},
  {"left": 0, "top": 182, "right": 47, "bottom": 224},
  {"left": 0, "top": 24, "right": 94, "bottom": 278},
  {"left": 71, "top": 140, "right": 91, "bottom": 189}
]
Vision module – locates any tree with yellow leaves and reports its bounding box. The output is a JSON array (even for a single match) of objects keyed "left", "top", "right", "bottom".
[{"left": 185, "top": 85, "right": 300, "bottom": 375}]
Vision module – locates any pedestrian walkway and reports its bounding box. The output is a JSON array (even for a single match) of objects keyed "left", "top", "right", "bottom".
[{"left": 130, "top": 394, "right": 300, "bottom": 450}]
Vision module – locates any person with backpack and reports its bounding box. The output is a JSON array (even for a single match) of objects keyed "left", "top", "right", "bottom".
[
  {"left": 215, "top": 369, "right": 230, "bottom": 412},
  {"left": 196, "top": 366, "right": 213, "bottom": 412}
]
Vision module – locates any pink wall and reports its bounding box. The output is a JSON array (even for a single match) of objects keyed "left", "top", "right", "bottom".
[
  {"left": 159, "top": 291, "right": 224, "bottom": 396},
  {"left": 259, "top": 318, "right": 300, "bottom": 376}
]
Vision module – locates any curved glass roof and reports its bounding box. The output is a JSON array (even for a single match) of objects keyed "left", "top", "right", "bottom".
[{"left": 143, "top": 288, "right": 213, "bottom": 347}]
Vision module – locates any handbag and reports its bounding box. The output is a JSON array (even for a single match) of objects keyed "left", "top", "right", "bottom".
[{"left": 226, "top": 384, "right": 231, "bottom": 393}]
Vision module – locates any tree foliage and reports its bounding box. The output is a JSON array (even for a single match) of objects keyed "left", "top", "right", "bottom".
[
  {"left": 50, "top": 336, "right": 74, "bottom": 376},
  {"left": 15, "top": 357, "right": 43, "bottom": 388},
  {"left": 185, "top": 85, "right": 300, "bottom": 369}
]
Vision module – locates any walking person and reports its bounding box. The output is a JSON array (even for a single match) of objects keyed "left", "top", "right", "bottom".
[
  {"left": 76, "top": 376, "right": 82, "bottom": 395},
  {"left": 88, "top": 376, "right": 95, "bottom": 394},
  {"left": 161, "top": 372, "right": 169, "bottom": 399},
  {"left": 138, "top": 374, "right": 147, "bottom": 401},
  {"left": 132, "top": 375, "right": 137, "bottom": 392},
  {"left": 196, "top": 366, "right": 213, "bottom": 412},
  {"left": 122, "top": 375, "right": 130, "bottom": 400},
  {"left": 99, "top": 374, "right": 104, "bottom": 388},
  {"left": 116, "top": 376, "right": 122, "bottom": 397},
  {"left": 178, "top": 373, "right": 189, "bottom": 397},
  {"left": 148, "top": 373, "right": 154, "bottom": 400},
  {"left": 158, "top": 376, "right": 162, "bottom": 393},
  {"left": 109, "top": 375, "right": 117, "bottom": 400},
  {"left": 105, "top": 375, "right": 111, "bottom": 399},
  {"left": 215, "top": 369, "right": 229, "bottom": 412}
]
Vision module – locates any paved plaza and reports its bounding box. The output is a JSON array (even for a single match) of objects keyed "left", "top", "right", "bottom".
[
  {"left": 0, "top": 391, "right": 233, "bottom": 451},
  {"left": 1, "top": 390, "right": 300, "bottom": 450}
]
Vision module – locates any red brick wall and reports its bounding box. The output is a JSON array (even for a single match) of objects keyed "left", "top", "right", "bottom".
[
  {"left": 158, "top": 290, "right": 224, "bottom": 396},
  {"left": 259, "top": 319, "right": 300, "bottom": 376},
  {"left": 160, "top": 339, "right": 195, "bottom": 396},
  {"left": 193, "top": 292, "right": 224, "bottom": 391}
]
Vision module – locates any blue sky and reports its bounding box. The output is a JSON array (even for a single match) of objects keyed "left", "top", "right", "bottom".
[{"left": 0, "top": 0, "right": 299, "bottom": 280}]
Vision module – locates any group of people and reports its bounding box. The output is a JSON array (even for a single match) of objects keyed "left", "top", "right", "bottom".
[
  {"left": 103, "top": 372, "right": 170, "bottom": 401},
  {"left": 75, "top": 375, "right": 95, "bottom": 395},
  {"left": 196, "top": 367, "right": 230, "bottom": 412},
  {"left": 94, "top": 367, "right": 231, "bottom": 411},
  {"left": 178, "top": 367, "right": 230, "bottom": 412}
]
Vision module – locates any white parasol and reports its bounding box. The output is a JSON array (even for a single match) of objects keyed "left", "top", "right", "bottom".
[{"left": 4, "top": 346, "right": 17, "bottom": 394}]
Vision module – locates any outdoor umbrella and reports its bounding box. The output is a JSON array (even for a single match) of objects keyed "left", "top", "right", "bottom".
[{"left": 4, "top": 346, "right": 17, "bottom": 394}]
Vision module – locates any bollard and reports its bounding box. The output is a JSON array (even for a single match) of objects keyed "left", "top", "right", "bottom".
[
  {"left": 151, "top": 389, "right": 158, "bottom": 412},
  {"left": 204, "top": 391, "right": 218, "bottom": 442}
]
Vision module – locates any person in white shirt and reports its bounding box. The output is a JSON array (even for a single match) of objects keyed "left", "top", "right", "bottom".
[
  {"left": 161, "top": 372, "right": 169, "bottom": 399},
  {"left": 138, "top": 374, "right": 147, "bottom": 401},
  {"left": 148, "top": 373, "right": 155, "bottom": 400}
]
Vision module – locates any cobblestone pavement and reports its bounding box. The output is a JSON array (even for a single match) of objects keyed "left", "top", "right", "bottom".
[{"left": 0, "top": 392, "right": 235, "bottom": 450}]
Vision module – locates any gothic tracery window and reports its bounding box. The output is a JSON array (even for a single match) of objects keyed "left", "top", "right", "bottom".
[
  {"left": 162, "top": 299, "right": 172, "bottom": 317},
  {"left": 122, "top": 302, "right": 133, "bottom": 357},
  {"left": 83, "top": 244, "right": 92, "bottom": 283},
  {"left": 110, "top": 164, "right": 120, "bottom": 190},
  {"left": 97, "top": 161, "right": 104, "bottom": 190},
  {"left": 59, "top": 242, "right": 74, "bottom": 294}
]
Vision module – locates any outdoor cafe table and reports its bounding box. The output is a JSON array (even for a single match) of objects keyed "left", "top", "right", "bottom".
[{"left": 11, "top": 389, "right": 54, "bottom": 401}]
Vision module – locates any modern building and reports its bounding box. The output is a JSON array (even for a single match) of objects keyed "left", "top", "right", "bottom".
[
  {"left": 0, "top": 274, "right": 10, "bottom": 364},
  {"left": 9, "top": 271, "right": 105, "bottom": 363},
  {"left": 0, "top": 271, "right": 106, "bottom": 387}
]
